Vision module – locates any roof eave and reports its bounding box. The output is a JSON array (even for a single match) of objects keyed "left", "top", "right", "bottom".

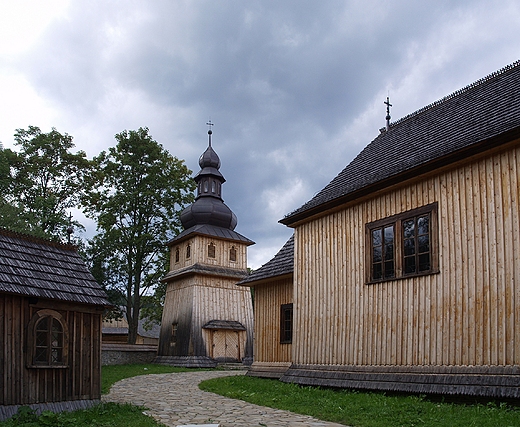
[
  {"left": 161, "top": 263, "right": 248, "bottom": 282},
  {"left": 168, "top": 231, "right": 254, "bottom": 246},
  {"left": 237, "top": 272, "right": 293, "bottom": 287}
]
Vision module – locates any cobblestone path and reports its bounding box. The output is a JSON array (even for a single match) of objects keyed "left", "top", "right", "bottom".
[{"left": 103, "top": 370, "right": 347, "bottom": 427}]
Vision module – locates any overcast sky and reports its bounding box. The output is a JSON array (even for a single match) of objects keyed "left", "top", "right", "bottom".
[{"left": 1, "top": 0, "right": 519, "bottom": 268}]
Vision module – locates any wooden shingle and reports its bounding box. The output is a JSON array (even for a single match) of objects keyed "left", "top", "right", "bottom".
[{"left": 0, "top": 228, "right": 110, "bottom": 306}]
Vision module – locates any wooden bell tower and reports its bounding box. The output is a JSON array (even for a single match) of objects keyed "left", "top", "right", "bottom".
[{"left": 156, "top": 127, "right": 254, "bottom": 367}]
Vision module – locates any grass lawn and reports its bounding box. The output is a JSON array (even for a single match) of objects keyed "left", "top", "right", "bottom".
[
  {"left": 200, "top": 375, "right": 520, "bottom": 427},
  {"left": 0, "top": 402, "right": 162, "bottom": 427},
  {"left": 101, "top": 363, "right": 195, "bottom": 394}
]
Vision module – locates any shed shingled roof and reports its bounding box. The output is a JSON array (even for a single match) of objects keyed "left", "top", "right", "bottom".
[
  {"left": 281, "top": 60, "right": 520, "bottom": 225},
  {"left": 0, "top": 228, "right": 110, "bottom": 306},
  {"left": 238, "top": 235, "right": 294, "bottom": 285}
]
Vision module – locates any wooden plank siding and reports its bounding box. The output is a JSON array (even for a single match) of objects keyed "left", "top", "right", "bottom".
[
  {"left": 170, "top": 235, "right": 248, "bottom": 271},
  {"left": 159, "top": 275, "right": 253, "bottom": 359},
  {"left": 1, "top": 295, "right": 103, "bottom": 406},
  {"left": 293, "top": 142, "right": 520, "bottom": 368},
  {"left": 252, "top": 278, "right": 293, "bottom": 363}
]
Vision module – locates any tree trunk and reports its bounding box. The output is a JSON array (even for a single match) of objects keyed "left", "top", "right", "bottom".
[{"left": 127, "top": 313, "right": 139, "bottom": 344}]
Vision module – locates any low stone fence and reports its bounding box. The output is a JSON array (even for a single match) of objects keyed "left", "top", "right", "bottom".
[{"left": 102, "top": 343, "right": 158, "bottom": 366}]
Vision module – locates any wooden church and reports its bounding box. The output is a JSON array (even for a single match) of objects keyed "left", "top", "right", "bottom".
[
  {"left": 240, "top": 61, "right": 520, "bottom": 397},
  {"left": 156, "top": 128, "right": 254, "bottom": 367}
]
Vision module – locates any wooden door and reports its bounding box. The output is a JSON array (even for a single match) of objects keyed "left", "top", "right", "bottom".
[{"left": 212, "top": 330, "right": 240, "bottom": 361}]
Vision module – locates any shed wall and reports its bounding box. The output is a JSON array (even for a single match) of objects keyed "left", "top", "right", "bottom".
[
  {"left": 1, "top": 295, "right": 102, "bottom": 406},
  {"left": 294, "top": 142, "right": 520, "bottom": 367}
]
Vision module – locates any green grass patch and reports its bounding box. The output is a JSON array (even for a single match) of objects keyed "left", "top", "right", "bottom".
[
  {"left": 0, "top": 402, "right": 161, "bottom": 427},
  {"left": 101, "top": 363, "right": 194, "bottom": 394},
  {"left": 199, "top": 375, "right": 520, "bottom": 427}
]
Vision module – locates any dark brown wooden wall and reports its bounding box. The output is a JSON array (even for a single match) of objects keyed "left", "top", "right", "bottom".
[{"left": 1, "top": 294, "right": 103, "bottom": 406}]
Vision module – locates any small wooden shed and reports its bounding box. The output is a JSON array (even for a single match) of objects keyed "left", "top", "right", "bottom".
[{"left": 0, "top": 229, "right": 110, "bottom": 420}]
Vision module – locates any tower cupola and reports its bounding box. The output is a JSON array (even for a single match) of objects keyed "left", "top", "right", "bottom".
[{"left": 180, "top": 129, "right": 238, "bottom": 230}]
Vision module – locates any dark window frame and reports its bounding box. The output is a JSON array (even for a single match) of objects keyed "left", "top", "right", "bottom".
[
  {"left": 208, "top": 242, "right": 216, "bottom": 258},
  {"left": 27, "top": 309, "right": 69, "bottom": 369},
  {"left": 229, "top": 246, "right": 237, "bottom": 262},
  {"left": 366, "top": 202, "right": 439, "bottom": 284},
  {"left": 280, "top": 303, "right": 293, "bottom": 344}
]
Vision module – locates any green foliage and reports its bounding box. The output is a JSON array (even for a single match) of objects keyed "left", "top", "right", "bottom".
[
  {"left": 101, "top": 363, "right": 197, "bottom": 394},
  {"left": 0, "top": 126, "right": 91, "bottom": 241},
  {"left": 139, "top": 280, "right": 167, "bottom": 329},
  {"left": 200, "top": 375, "right": 520, "bottom": 427},
  {"left": 82, "top": 127, "right": 195, "bottom": 343},
  {"left": 0, "top": 403, "right": 161, "bottom": 427}
]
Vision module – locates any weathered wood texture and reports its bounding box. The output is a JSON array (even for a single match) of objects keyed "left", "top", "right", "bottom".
[
  {"left": 282, "top": 364, "right": 520, "bottom": 398},
  {"left": 252, "top": 279, "right": 293, "bottom": 363},
  {"left": 171, "top": 235, "right": 248, "bottom": 270},
  {"left": 159, "top": 274, "right": 253, "bottom": 360},
  {"left": 294, "top": 142, "right": 520, "bottom": 367},
  {"left": 1, "top": 295, "right": 102, "bottom": 406}
]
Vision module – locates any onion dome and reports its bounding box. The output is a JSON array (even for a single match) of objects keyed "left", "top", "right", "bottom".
[{"left": 180, "top": 130, "right": 238, "bottom": 230}]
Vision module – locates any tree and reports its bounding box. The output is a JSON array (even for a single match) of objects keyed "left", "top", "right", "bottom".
[
  {"left": 0, "top": 126, "right": 91, "bottom": 241},
  {"left": 83, "top": 127, "right": 195, "bottom": 344}
]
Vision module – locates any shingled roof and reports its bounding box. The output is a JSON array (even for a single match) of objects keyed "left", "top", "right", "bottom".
[
  {"left": 0, "top": 228, "right": 110, "bottom": 306},
  {"left": 238, "top": 234, "right": 294, "bottom": 286},
  {"left": 281, "top": 60, "right": 520, "bottom": 226},
  {"left": 168, "top": 223, "right": 254, "bottom": 246}
]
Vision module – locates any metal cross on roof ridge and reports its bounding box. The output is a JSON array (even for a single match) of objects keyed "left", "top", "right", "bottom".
[{"left": 384, "top": 96, "right": 392, "bottom": 131}]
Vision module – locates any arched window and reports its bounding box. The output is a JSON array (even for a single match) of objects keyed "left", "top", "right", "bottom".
[
  {"left": 186, "top": 244, "right": 191, "bottom": 259},
  {"left": 175, "top": 247, "right": 180, "bottom": 263},
  {"left": 27, "top": 309, "right": 68, "bottom": 367},
  {"left": 208, "top": 242, "right": 216, "bottom": 258},
  {"left": 229, "top": 246, "right": 237, "bottom": 262},
  {"left": 211, "top": 180, "right": 216, "bottom": 193}
]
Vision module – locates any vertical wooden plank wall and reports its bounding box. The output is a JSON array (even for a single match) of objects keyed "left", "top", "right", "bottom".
[
  {"left": 294, "top": 144, "right": 520, "bottom": 367},
  {"left": 171, "top": 236, "right": 248, "bottom": 271},
  {"left": 0, "top": 296, "right": 102, "bottom": 406},
  {"left": 253, "top": 279, "right": 293, "bottom": 363},
  {"left": 160, "top": 274, "right": 254, "bottom": 357}
]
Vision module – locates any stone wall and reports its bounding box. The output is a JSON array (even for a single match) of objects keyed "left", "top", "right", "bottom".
[{"left": 101, "top": 343, "right": 158, "bottom": 366}]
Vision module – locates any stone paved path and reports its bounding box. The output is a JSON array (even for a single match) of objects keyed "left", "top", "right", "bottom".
[{"left": 103, "top": 370, "right": 347, "bottom": 427}]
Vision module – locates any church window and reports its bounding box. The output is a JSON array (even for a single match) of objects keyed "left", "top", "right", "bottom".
[
  {"left": 27, "top": 309, "right": 68, "bottom": 368},
  {"left": 204, "top": 180, "right": 208, "bottom": 192},
  {"left": 366, "top": 203, "right": 438, "bottom": 283},
  {"left": 175, "top": 247, "right": 180, "bottom": 263},
  {"left": 229, "top": 246, "right": 237, "bottom": 262},
  {"left": 280, "top": 304, "right": 293, "bottom": 344},
  {"left": 208, "top": 242, "right": 216, "bottom": 258},
  {"left": 186, "top": 244, "right": 191, "bottom": 259},
  {"left": 211, "top": 180, "right": 216, "bottom": 193}
]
